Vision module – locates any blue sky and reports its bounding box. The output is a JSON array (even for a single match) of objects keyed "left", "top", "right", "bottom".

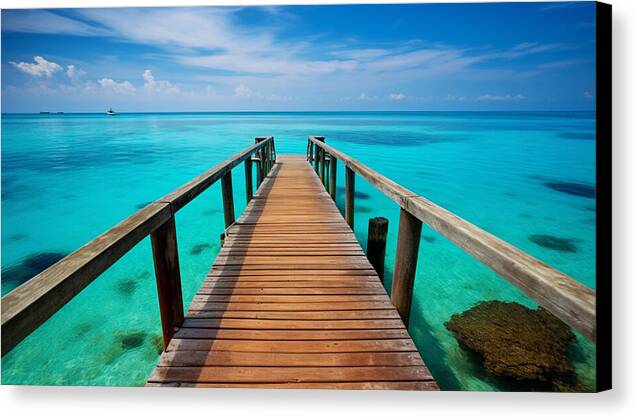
[{"left": 1, "top": 2, "right": 596, "bottom": 112}]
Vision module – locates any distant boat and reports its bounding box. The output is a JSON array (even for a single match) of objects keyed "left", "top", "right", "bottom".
[
  {"left": 39, "top": 111, "right": 51, "bottom": 114},
  {"left": 106, "top": 108, "right": 117, "bottom": 116}
]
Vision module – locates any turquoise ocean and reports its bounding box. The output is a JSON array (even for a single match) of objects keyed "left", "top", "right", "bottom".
[{"left": 1, "top": 112, "right": 596, "bottom": 390}]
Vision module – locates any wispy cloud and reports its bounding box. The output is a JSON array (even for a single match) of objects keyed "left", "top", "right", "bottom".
[
  {"left": 389, "top": 92, "right": 406, "bottom": 101},
  {"left": 142, "top": 69, "right": 180, "bottom": 93},
  {"left": 10, "top": 56, "right": 62, "bottom": 77},
  {"left": 477, "top": 93, "right": 526, "bottom": 102},
  {"left": 66, "top": 64, "right": 86, "bottom": 80},
  {"left": 98, "top": 78, "right": 135, "bottom": 93},
  {"left": 234, "top": 83, "right": 292, "bottom": 101}
]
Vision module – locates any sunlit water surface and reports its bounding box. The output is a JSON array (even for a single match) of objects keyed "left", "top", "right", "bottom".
[{"left": 1, "top": 112, "right": 596, "bottom": 390}]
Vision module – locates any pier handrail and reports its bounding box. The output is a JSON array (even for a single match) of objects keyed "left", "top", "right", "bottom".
[
  {"left": 308, "top": 136, "right": 596, "bottom": 342},
  {"left": 1, "top": 136, "right": 275, "bottom": 356}
]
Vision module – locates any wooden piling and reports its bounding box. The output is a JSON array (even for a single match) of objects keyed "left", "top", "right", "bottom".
[
  {"left": 329, "top": 155, "right": 337, "bottom": 200},
  {"left": 320, "top": 149, "right": 326, "bottom": 184},
  {"left": 345, "top": 166, "right": 355, "bottom": 228},
  {"left": 308, "top": 140, "right": 314, "bottom": 163},
  {"left": 150, "top": 216, "right": 184, "bottom": 350},
  {"left": 244, "top": 158, "right": 253, "bottom": 204},
  {"left": 221, "top": 172, "right": 235, "bottom": 228},
  {"left": 391, "top": 208, "right": 423, "bottom": 326},
  {"left": 367, "top": 217, "right": 389, "bottom": 283},
  {"left": 314, "top": 144, "right": 320, "bottom": 173}
]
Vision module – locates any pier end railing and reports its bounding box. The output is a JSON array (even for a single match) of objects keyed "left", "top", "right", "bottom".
[
  {"left": 307, "top": 135, "right": 596, "bottom": 342},
  {"left": 1, "top": 136, "right": 276, "bottom": 356}
]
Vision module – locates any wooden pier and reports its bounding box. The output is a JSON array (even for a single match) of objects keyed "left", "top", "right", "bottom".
[
  {"left": 1, "top": 136, "right": 596, "bottom": 391},
  {"left": 147, "top": 155, "right": 436, "bottom": 389}
]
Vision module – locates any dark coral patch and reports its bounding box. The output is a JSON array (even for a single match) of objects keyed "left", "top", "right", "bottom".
[
  {"left": 8, "top": 233, "right": 28, "bottom": 241},
  {"left": 152, "top": 335, "right": 164, "bottom": 354},
  {"left": 73, "top": 322, "right": 92, "bottom": 339},
  {"left": 422, "top": 235, "right": 436, "bottom": 243},
  {"left": 191, "top": 243, "right": 212, "bottom": 255},
  {"left": 519, "top": 213, "right": 533, "bottom": 219},
  {"left": 203, "top": 209, "right": 222, "bottom": 216},
  {"left": 544, "top": 181, "right": 595, "bottom": 199},
  {"left": 1, "top": 252, "right": 66, "bottom": 288},
  {"left": 356, "top": 205, "right": 373, "bottom": 214},
  {"left": 445, "top": 301, "right": 578, "bottom": 391},
  {"left": 119, "top": 332, "right": 147, "bottom": 350},
  {"left": 529, "top": 234, "right": 578, "bottom": 253},
  {"left": 135, "top": 201, "right": 153, "bottom": 209},
  {"left": 115, "top": 278, "right": 137, "bottom": 296},
  {"left": 336, "top": 186, "right": 371, "bottom": 200}
]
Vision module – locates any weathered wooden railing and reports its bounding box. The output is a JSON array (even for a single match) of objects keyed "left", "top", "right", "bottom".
[
  {"left": 1, "top": 136, "right": 276, "bottom": 356},
  {"left": 307, "top": 136, "right": 596, "bottom": 342}
]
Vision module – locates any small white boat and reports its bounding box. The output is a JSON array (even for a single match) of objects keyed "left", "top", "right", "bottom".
[{"left": 106, "top": 107, "right": 117, "bottom": 116}]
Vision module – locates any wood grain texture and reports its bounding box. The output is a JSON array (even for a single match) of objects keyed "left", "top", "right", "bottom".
[
  {"left": 309, "top": 137, "right": 596, "bottom": 341},
  {"left": 151, "top": 216, "right": 184, "bottom": 350},
  {"left": 147, "top": 154, "right": 436, "bottom": 390}
]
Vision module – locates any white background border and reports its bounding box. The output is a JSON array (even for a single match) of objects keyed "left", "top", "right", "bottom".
[{"left": 0, "top": 0, "right": 634, "bottom": 416}]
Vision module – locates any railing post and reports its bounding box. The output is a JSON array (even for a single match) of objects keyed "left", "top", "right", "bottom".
[
  {"left": 367, "top": 217, "right": 389, "bottom": 283},
  {"left": 329, "top": 155, "right": 337, "bottom": 200},
  {"left": 244, "top": 157, "right": 253, "bottom": 204},
  {"left": 313, "top": 136, "right": 324, "bottom": 174},
  {"left": 314, "top": 143, "right": 320, "bottom": 173},
  {"left": 391, "top": 208, "right": 423, "bottom": 326},
  {"left": 345, "top": 166, "right": 355, "bottom": 228},
  {"left": 255, "top": 137, "right": 267, "bottom": 187},
  {"left": 221, "top": 172, "right": 235, "bottom": 228},
  {"left": 255, "top": 157, "right": 263, "bottom": 188},
  {"left": 320, "top": 149, "right": 326, "bottom": 185},
  {"left": 151, "top": 216, "right": 184, "bottom": 350},
  {"left": 307, "top": 139, "right": 313, "bottom": 162}
]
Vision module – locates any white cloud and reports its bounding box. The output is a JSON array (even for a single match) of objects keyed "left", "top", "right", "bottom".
[
  {"left": 66, "top": 65, "right": 86, "bottom": 79},
  {"left": 234, "top": 83, "right": 291, "bottom": 101},
  {"left": 234, "top": 83, "right": 253, "bottom": 98},
  {"left": 583, "top": 91, "right": 593, "bottom": 99},
  {"left": 10, "top": 56, "right": 62, "bottom": 77},
  {"left": 142, "top": 69, "right": 180, "bottom": 93},
  {"left": 389, "top": 92, "right": 406, "bottom": 101},
  {"left": 477, "top": 93, "right": 526, "bottom": 101},
  {"left": 98, "top": 78, "right": 135, "bottom": 93}
]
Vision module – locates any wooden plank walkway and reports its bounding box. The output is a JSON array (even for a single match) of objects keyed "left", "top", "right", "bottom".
[{"left": 147, "top": 154, "right": 437, "bottom": 390}]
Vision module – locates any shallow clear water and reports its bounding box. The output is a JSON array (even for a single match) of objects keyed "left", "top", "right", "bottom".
[{"left": 1, "top": 111, "right": 596, "bottom": 390}]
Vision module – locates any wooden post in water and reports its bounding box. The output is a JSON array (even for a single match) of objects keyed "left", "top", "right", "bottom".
[
  {"left": 255, "top": 137, "right": 267, "bottom": 187},
  {"left": 308, "top": 139, "right": 314, "bottom": 163},
  {"left": 244, "top": 157, "right": 253, "bottom": 204},
  {"left": 314, "top": 144, "right": 320, "bottom": 173},
  {"left": 345, "top": 166, "right": 355, "bottom": 228},
  {"left": 329, "top": 156, "right": 337, "bottom": 200},
  {"left": 221, "top": 172, "right": 235, "bottom": 228},
  {"left": 391, "top": 208, "right": 423, "bottom": 326},
  {"left": 151, "top": 216, "right": 184, "bottom": 350},
  {"left": 367, "top": 217, "right": 389, "bottom": 283},
  {"left": 320, "top": 149, "right": 326, "bottom": 184}
]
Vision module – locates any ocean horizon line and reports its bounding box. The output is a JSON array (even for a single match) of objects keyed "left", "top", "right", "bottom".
[{"left": 2, "top": 109, "right": 596, "bottom": 115}]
